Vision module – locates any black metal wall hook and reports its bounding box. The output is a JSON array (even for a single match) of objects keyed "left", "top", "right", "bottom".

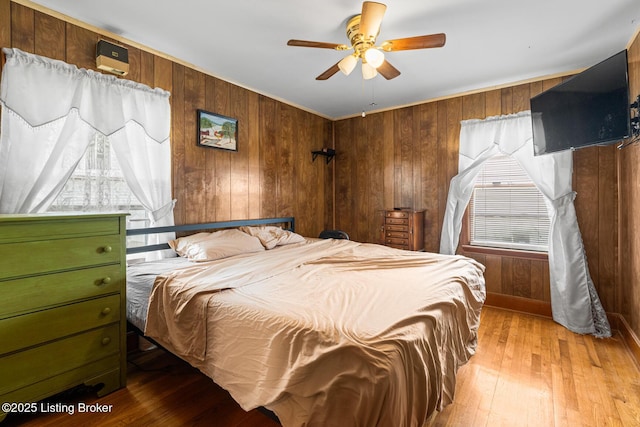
[{"left": 312, "top": 148, "right": 335, "bottom": 164}]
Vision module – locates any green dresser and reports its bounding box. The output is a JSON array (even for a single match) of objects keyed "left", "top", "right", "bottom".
[{"left": 0, "top": 213, "right": 127, "bottom": 422}]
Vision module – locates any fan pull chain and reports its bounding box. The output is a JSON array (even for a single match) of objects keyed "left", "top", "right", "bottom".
[{"left": 362, "top": 76, "right": 366, "bottom": 117}]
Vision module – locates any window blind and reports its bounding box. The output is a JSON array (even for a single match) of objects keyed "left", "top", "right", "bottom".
[{"left": 469, "top": 154, "right": 549, "bottom": 252}]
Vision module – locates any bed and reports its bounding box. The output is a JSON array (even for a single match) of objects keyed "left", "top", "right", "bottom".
[{"left": 125, "top": 217, "right": 486, "bottom": 427}]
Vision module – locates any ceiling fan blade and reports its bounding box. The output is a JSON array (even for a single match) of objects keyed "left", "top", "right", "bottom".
[
  {"left": 377, "top": 60, "right": 401, "bottom": 80},
  {"left": 381, "top": 33, "right": 446, "bottom": 51},
  {"left": 287, "top": 39, "right": 348, "bottom": 50},
  {"left": 316, "top": 61, "right": 341, "bottom": 80},
  {"left": 360, "top": 1, "right": 387, "bottom": 40}
]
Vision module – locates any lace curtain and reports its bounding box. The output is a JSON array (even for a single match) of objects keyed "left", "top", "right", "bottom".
[
  {"left": 0, "top": 48, "right": 175, "bottom": 257},
  {"left": 48, "top": 133, "right": 146, "bottom": 220},
  {"left": 440, "top": 111, "right": 611, "bottom": 337}
]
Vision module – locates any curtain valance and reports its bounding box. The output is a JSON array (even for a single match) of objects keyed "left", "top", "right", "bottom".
[
  {"left": 1, "top": 48, "right": 170, "bottom": 143},
  {"left": 0, "top": 48, "right": 174, "bottom": 244}
]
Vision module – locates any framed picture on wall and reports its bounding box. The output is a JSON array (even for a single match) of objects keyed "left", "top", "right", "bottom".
[{"left": 197, "top": 109, "right": 238, "bottom": 152}]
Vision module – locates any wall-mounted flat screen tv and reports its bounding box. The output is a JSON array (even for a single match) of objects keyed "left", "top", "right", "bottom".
[{"left": 530, "top": 49, "right": 630, "bottom": 156}]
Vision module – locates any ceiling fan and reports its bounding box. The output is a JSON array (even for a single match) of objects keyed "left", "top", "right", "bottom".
[{"left": 287, "top": 1, "right": 446, "bottom": 81}]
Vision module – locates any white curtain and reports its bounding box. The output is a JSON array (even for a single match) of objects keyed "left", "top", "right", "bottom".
[
  {"left": 440, "top": 111, "right": 611, "bottom": 337},
  {"left": 0, "top": 48, "right": 175, "bottom": 246}
]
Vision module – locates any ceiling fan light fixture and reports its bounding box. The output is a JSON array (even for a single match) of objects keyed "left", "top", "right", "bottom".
[
  {"left": 338, "top": 54, "right": 358, "bottom": 75},
  {"left": 287, "top": 2, "right": 446, "bottom": 82},
  {"left": 363, "top": 47, "right": 384, "bottom": 68},
  {"left": 362, "top": 62, "right": 378, "bottom": 80}
]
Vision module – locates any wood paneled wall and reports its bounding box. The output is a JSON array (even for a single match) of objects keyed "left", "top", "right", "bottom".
[
  {"left": 619, "top": 31, "right": 640, "bottom": 339},
  {"left": 0, "top": 0, "right": 334, "bottom": 238},
  {"left": 334, "top": 79, "right": 619, "bottom": 312}
]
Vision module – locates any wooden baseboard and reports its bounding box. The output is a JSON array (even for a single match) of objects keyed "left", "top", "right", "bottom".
[
  {"left": 484, "top": 292, "right": 640, "bottom": 369},
  {"left": 484, "top": 292, "right": 553, "bottom": 318},
  {"left": 609, "top": 313, "right": 640, "bottom": 371}
]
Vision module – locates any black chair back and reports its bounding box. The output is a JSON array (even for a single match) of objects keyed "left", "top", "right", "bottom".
[{"left": 318, "top": 230, "right": 349, "bottom": 240}]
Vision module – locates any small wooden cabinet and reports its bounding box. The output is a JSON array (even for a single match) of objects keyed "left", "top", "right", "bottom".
[
  {"left": 378, "top": 209, "right": 425, "bottom": 251},
  {"left": 0, "top": 213, "right": 127, "bottom": 422}
]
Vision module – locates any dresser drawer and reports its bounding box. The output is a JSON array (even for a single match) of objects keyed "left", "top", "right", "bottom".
[
  {"left": 0, "top": 265, "right": 122, "bottom": 318},
  {"left": 0, "top": 324, "right": 120, "bottom": 395},
  {"left": 0, "top": 355, "right": 121, "bottom": 408},
  {"left": 386, "top": 230, "right": 409, "bottom": 239},
  {"left": 0, "top": 235, "right": 121, "bottom": 280},
  {"left": 385, "top": 237, "right": 409, "bottom": 247},
  {"left": 0, "top": 215, "right": 121, "bottom": 244},
  {"left": 385, "top": 223, "right": 409, "bottom": 232},
  {"left": 385, "top": 217, "right": 409, "bottom": 226},
  {"left": 0, "top": 295, "right": 120, "bottom": 355},
  {"left": 385, "top": 210, "right": 410, "bottom": 219}
]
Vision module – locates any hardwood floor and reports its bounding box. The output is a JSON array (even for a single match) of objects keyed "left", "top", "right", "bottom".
[
  {"left": 3, "top": 306, "right": 639, "bottom": 426},
  {"left": 2, "top": 347, "right": 280, "bottom": 427},
  {"left": 433, "top": 307, "right": 640, "bottom": 427}
]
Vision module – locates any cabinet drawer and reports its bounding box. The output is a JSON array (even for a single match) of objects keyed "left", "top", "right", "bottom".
[
  {"left": 385, "top": 217, "right": 409, "bottom": 226},
  {"left": 0, "top": 235, "right": 121, "bottom": 280},
  {"left": 0, "top": 265, "right": 122, "bottom": 318},
  {"left": 385, "top": 224, "right": 409, "bottom": 232},
  {"left": 0, "top": 295, "right": 120, "bottom": 355},
  {"left": 0, "top": 215, "right": 121, "bottom": 244},
  {"left": 386, "top": 230, "right": 409, "bottom": 239},
  {"left": 0, "top": 356, "right": 120, "bottom": 409},
  {"left": 385, "top": 211, "right": 410, "bottom": 219},
  {"left": 385, "top": 237, "right": 409, "bottom": 247},
  {"left": 0, "top": 324, "right": 119, "bottom": 395}
]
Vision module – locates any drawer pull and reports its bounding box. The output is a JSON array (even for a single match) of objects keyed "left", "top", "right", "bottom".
[
  {"left": 102, "top": 276, "right": 112, "bottom": 285},
  {"left": 101, "top": 337, "right": 111, "bottom": 346},
  {"left": 102, "top": 246, "right": 113, "bottom": 253},
  {"left": 101, "top": 307, "right": 112, "bottom": 315}
]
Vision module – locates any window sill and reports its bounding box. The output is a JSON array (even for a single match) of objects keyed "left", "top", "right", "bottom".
[{"left": 461, "top": 244, "right": 548, "bottom": 260}]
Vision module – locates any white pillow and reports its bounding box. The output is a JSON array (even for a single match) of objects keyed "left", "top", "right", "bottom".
[
  {"left": 169, "top": 229, "right": 265, "bottom": 261},
  {"left": 239, "top": 225, "right": 305, "bottom": 249},
  {"left": 168, "top": 232, "right": 212, "bottom": 255}
]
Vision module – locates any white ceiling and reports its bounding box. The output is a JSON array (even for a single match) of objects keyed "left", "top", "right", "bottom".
[{"left": 31, "top": 0, "right": 640, "bottom": 120}]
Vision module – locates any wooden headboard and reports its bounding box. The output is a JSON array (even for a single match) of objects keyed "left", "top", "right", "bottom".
[{"left": 126, "top": 217, "right": 295, "bottom": 255}]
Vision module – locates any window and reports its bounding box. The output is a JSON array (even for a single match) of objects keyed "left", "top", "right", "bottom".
[
  {"left": 47, "top": 134, "right": 149, "bottom": 248},
  {"left": 469, "top": 154, "right": 549, "bottom": 252}
]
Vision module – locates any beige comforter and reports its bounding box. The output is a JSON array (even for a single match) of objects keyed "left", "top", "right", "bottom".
[{"left": 145, "top": 239, "right": 486, "bottom": 427}]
